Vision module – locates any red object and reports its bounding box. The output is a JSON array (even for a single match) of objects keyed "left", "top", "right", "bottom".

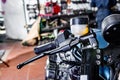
[
  {"left": 45, "top": 2, "right": 61, "bottom": 15},
  {"left": 53, "top": 4, "right": 61, "bottom": 14}
]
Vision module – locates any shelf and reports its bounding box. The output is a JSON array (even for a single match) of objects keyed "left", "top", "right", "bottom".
[
  {"left": 40, "top": 11, "right": 93, "bottom": 20},
  {"left": 41, "top": 24, "right": 70, "bottom": 33},
  {"left": 61, "top": 1, "right": 89, "bottom": 4}
]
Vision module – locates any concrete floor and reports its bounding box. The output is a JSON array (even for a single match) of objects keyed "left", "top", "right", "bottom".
[{"left": 0, "top": 39, "right": 47, "bottom": 80}]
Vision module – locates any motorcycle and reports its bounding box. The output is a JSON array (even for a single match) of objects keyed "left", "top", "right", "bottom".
[{"left": 17, "top": 14, "right": 120, "bottom": 80}]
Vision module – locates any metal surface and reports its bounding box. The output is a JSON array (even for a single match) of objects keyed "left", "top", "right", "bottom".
[{"left": 102, "top": 14, "right": 120, "bottom": 44}]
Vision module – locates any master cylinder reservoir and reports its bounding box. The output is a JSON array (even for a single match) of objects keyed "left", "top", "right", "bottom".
[{"left": 70, "top": 16, "right": 89, "bottom": 37}]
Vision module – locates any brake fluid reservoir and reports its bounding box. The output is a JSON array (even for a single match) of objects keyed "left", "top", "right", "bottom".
[{"left": 70, "top": 16, "right": 89, "bottom": 37}]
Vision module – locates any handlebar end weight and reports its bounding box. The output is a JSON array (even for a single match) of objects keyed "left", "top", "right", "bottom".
[{"left": 17, "top": 63, "right": 24, "bottom": 69}]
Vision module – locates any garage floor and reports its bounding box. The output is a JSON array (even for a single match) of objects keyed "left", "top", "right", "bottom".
[{"left": 0, "top": 39, "right": 47, "bottom": 80}]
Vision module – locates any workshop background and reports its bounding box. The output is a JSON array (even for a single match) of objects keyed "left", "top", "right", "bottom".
[{"left": 0, "top": 0, "right": 120, "bottom": 80}]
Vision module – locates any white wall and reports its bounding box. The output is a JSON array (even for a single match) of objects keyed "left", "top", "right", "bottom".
[{"left": 1, "top": 0, "right": 27, "bottom": 40}]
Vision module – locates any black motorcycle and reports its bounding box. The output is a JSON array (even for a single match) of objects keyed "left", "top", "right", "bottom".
[{"left": 17, "top": 14, "right": 120, "bottom": 80}]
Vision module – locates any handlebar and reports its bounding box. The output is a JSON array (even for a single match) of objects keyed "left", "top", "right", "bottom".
[
  {"left": 17, "top": 37, "right": 79, "bottom": 69},
  {"left": 17, "top": 45, "right": 72, "bottom": 69},
  {"left": 17, "top": 52, "right": 48, "bottom": 69},
  {"left": 17, "top": 33, "right": 97, "bottom": 69}
]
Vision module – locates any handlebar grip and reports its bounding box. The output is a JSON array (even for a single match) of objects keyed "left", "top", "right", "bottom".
[{"left": 34, "top": 41, "right": 56, "bottom": 55}]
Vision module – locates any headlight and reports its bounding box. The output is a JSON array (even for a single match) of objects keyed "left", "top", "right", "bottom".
[{"left": 70, "top": 16, "right": 89, "bottom": 36}]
